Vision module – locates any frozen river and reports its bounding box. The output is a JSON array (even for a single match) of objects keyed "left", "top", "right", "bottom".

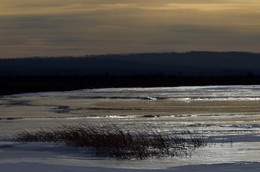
[{"left": 0, "top": 85, "right": 260, "bottom": 171}]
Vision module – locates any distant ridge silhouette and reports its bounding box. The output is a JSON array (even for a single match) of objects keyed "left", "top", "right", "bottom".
[
  {"left": 1, "top": 52, "right": 260, "bottom": 95},
  {"left": 1, "top": 52, "right": 260, "bottom": 76}
]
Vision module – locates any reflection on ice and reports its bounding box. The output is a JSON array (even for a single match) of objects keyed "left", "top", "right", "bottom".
[
  {"left": 0, "top": 85, "right": 259, "bottom": 168},
  {"left": 7, "top": 85, "right": 260, "bottom": 102}
]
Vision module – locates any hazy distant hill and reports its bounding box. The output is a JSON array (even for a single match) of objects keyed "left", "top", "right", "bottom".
[{"left": 1, "top": 52, "right": 260, "bottom": 76}]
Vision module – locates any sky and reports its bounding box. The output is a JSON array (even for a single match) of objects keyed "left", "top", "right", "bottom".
[{"left": 0, "top": 0, "right": 260, "bottom": 58}]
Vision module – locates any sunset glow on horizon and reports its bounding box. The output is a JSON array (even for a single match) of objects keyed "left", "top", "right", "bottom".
[{"left": 1, "top": 0, "right": 260, "bottom": 58}]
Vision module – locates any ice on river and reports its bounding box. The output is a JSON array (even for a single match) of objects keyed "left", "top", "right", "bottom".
[{"left": 0, "top": 85, "right": 259, "bottom": 171}]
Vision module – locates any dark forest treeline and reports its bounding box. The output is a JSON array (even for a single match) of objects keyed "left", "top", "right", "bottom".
[
  {"left": 1, "top": 75, "right": 260, "bottom": 96},
  {"left": 1, "top": 52, "right": 260, "bottom": 76},
  {"left": 1, "top": 51, "right": 260, "bottom": 95}
]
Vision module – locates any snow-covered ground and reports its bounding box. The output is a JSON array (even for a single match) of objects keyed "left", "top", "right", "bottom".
[{"left": 0, "top": 85, "right": 260, "bottom": 171}]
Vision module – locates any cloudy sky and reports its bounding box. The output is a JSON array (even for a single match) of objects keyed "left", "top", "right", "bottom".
[{"left": 1, "top": 0, "right": 260, "bottom": 58}]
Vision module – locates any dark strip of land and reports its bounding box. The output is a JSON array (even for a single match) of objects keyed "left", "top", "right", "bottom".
[{"left": 1, "top": 75, "right": 260, "bottom": 96}]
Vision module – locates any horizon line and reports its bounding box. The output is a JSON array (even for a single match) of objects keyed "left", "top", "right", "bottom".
[{"left": 1, "top": 51, "right": 260, "bottom": 60}]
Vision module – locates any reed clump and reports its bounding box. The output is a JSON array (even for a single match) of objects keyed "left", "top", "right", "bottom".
[{"left": 14, "top": 123, "right": 207, "bottom": 159}]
